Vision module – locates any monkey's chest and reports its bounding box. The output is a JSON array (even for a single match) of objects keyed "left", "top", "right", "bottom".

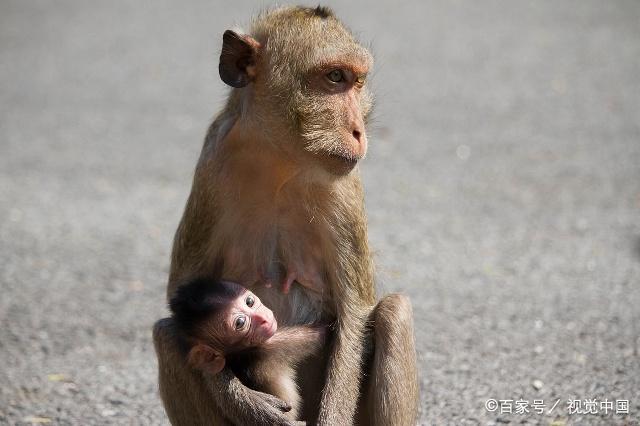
[
  {"left": 218, "top": 215, "right": 333, "bottom": 323},
  {"left": 222, "top": 230, "right": 327, "bottom": 289}
]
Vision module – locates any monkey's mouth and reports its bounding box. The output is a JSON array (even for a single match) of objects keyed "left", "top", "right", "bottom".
[
  {"left": 262, "top": 319, "right": 277, "bottom": 340},
  {"left": 329, "top": 153, "right": 359, "bottom": 167},
  {"left": 325, "top": 153, "right": 360, "bottom": 175}
]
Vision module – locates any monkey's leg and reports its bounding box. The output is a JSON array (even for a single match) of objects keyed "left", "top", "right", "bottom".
[
  {"left": 361, "top": 294, "right": 419, "bottom": 426},
  {"left": 153, "top": 318, "right": 301, "bottom": 426}
]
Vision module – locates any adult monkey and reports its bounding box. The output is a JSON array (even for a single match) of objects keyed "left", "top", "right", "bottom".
[{"left": 153, "top": 6, "right": 418, "bottom": 425}]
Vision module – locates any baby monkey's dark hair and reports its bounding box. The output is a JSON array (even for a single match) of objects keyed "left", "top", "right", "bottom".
[{"left": 169, "top": 278, "right": 245, "bottom": 339}]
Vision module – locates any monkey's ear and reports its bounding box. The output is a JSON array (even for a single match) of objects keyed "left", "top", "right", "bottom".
[
  {"left": 219, "top": 30, "right": 260, "bottom": 88},
  {"left": 187, "top": 344, "right": 226, "bottom": 374}
]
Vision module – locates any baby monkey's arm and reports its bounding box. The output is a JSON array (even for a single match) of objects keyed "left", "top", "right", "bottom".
[{"left": 261, "top": 325, "right": 327, "bottom": 364}]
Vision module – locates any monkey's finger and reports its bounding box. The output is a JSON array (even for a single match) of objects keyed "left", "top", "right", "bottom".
[
  {"left": 249, "top": 388, "right": 292, "bottom": 412},
  {"left": 270, "top": 415, "right": 306, "bottom": 426},
  {"left": 263, "top": 394, "right": 292, "bottom": 412}
]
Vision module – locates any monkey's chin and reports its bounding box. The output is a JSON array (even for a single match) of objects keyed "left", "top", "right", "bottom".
[{"left": 325, "top": 153, "right": 359, "bottom": 175}]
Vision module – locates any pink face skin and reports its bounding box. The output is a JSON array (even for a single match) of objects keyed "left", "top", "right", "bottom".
[{"left": 222, "top": 284, "right": 277, "bottom": 348}]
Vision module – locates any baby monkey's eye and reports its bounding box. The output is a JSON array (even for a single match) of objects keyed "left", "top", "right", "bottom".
[
  {"left": 327, "top": 69, "right": 344, "bottom": 83},
  {"left": 355, "top": 75, "right": 366, "bottom": 87},
  {"left": 245, "top": 295, "right": 255, "bottom": 308},
  {"left": 234, "top": 315, "right": 247, "bottom": 330}
]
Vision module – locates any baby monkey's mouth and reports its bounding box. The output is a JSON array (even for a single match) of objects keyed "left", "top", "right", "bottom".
[{"left": 262, "top": 318, "right": 277, "bottom": 341}]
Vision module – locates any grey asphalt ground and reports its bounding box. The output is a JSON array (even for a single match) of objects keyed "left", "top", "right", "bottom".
[{"left": 1, "top": 1, "right": 639, "bottom": 425}]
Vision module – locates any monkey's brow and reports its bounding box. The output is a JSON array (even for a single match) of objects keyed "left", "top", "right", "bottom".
[
  {"left": 317, "top": 49, "right": 372, "bottom": 71},
  {"left": 316, "top": 61, "right": 370, "bottom": 77}
]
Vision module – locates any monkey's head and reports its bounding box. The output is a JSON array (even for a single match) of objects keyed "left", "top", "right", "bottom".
[
  {"left": 170, "top": 279, "right": 277, "bottom": 375},
  {"left": 219, "top": 6, "right": 374, "bottom": 176}
]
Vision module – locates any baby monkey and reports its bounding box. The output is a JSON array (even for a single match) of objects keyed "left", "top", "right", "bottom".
[{"left": 169, "top": 278, "right": 326, "bottom": 420}]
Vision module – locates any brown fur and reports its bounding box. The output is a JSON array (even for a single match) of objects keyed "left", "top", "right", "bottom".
[
  {"left": 226, "top": 326, "right": 326, "bottom": 420},
  {"left": 153, "top": 6, "right": 418, "bottom": 425}
]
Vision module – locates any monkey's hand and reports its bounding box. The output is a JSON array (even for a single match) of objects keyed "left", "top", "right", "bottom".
[
  {"left": 206, "top": 368, "right": 303, "bottom": 426},
  {"left": 246, "top": 388, "right": 307, "bottom": 426}
]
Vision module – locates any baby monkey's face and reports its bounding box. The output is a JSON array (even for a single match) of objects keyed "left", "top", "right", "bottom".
[{"left": 222, "top": 285, "right": 277, "bottom": 347}]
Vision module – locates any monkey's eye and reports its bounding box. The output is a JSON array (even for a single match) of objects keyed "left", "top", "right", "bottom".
[
  {"left": 355, "top": 76, "right": 366, "bottom": 87},
  {"left": 245, "top": 295, "right": 255, "bottom": 308},
  {"left": 326, "top": 69, "right": 344, "bottom": 83},
  {"left": 234, "top": 315, "right": 247, "bottom": 331}
]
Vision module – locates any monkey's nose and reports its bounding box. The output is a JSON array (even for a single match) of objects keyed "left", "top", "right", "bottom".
[
  {"left": 352, "top": 130, "right": 362, "bottom": 144},
  {"left": 254, "top": 310, "right": 270, "bottom": 325}
]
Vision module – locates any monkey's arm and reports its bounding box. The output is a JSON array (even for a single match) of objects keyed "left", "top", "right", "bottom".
[
  {"left": 203, "top": 369, "right": 306, "bottom": 426},
  {"left": 313, "top": 194, "right": 376, "bottom": 424},
  {"left": 262, "top": 325, "right": 326, "bottom": 364},
  {"left": 316, "top": 309, "right": 369, "bottom": 425}
]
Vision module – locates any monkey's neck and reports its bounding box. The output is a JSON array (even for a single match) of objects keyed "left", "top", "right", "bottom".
[{"left": 218, "top": 122, "right": 303, "bottom": 197}]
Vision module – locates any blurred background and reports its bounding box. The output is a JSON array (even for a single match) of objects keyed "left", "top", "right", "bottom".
[{"left": 1, "top": 1, "right": 639, "bottom": 424}]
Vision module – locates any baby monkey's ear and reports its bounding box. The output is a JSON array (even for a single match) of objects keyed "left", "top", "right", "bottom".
[{"left": 187, "top": 344, "right": 226, "bottom": 374}]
